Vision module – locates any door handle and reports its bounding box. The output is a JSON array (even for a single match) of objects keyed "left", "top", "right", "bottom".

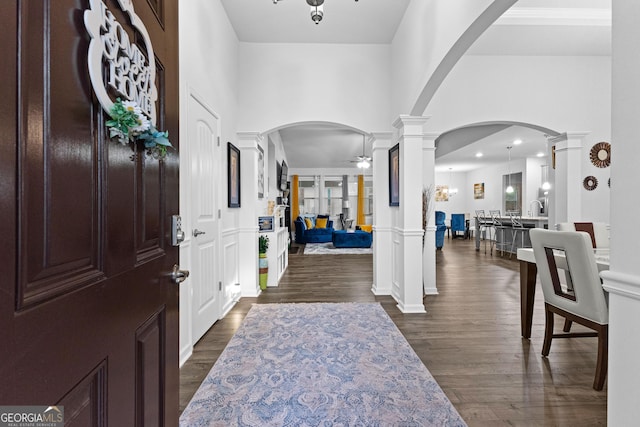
[
  {"left": 171, "top": 264, "right": 190, "bottom": 284},
  {"left": 193, "top": 229, "right": 206, "bottom": 237}
]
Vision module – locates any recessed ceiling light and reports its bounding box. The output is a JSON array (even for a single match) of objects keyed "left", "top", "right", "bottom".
[
  {"left": 536, "top": 152, "right": 544, "bottom": 157},
  {"left": 475, "top": 152, "right": 483, "bottom": 158},
  {"left": 513, "top": 139, "right": 523, "bottom": 145}
]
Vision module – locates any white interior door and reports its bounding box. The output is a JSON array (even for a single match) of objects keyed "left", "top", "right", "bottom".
[{"left": 189, "top": 94, "right": 221, "bottom": 344}]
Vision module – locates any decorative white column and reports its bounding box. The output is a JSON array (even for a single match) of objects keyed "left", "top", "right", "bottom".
[
  {"left": 371, "top": 132, "right": 393, "bottom": 295},
  {"left": 549, "top": 132, "right": 588, "bottom": 226},
  {"left": 422, "top": 133, "right": 438, "bottom": 295},
  {"left": 602, "top": 2, "right": 640, "bottom": 424},
  {"left": 236, "top": 132, "right": 262, "bottom": 297},
  {"left": 392, "top": 116, "right": 428, "bottom": 313}
]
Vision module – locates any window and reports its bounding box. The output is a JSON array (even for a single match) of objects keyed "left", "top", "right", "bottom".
[
  {"left": 364, "top": 179, "right": 373, "bottom": 217},
  {"left": 298, "top": 176, "right": 318, "bottom": 215},
  {"left": 323, "top": 177, "right": 343, "bottom": 217},
  {"left": 503, "top": 172, "right": 522, "bottom": 214}
]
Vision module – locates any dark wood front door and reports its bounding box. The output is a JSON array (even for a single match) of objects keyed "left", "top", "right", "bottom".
[{"left": 0, "top": 0, "right": 180, "bottom": 425}]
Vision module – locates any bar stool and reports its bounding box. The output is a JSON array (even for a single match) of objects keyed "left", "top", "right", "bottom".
[
  {"left": 489, "top": 210, "right": 507, "bottom": 256},
  {"left": 509, "top": 212, "right": 527, "bottom": 258},
  {"left": 475, "top": 210, "right": 490, "bottom": 254}
]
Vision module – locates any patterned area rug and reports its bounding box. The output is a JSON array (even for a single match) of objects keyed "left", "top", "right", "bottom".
[
  {"left": 303, "top": 242, "right": 373, "bottom": 255},
  {"left": 180, "top": 303, "right": 467, "bottom": 426}
]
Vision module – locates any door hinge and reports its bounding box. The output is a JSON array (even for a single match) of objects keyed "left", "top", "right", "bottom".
[
  {"left": 218, "top": 281, "right": 222, "bottom": 291},
  {"left": 218, "top": 209, "right": 221, "bottom": 219},
  {"left": 217, "top": 136, "right": 220, "bottom": 147}
]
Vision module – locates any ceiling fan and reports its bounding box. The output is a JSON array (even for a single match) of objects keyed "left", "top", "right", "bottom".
[{"left": 351, "top": 134, "right": 371, "bottom": 169}]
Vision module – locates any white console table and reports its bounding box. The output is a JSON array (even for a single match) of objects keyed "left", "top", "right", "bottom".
[{"left": 259, "top": 226, "right": 289, "bottom": 287}]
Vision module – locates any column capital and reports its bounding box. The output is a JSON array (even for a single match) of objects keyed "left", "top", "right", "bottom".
[
  {"left": 370, "top": 131, "right": 393, "bottom": 142},
  {"left": 392, "top": 115, "right": 431, "bottom": 135},
  {"left": 236, "top": 131, "right": 263, "bottom": 150},
  {"left": 237, "top": 131, "right": 262, "bottom": 140},
  {"left": 548, "top": 131, "right": 590, "bottom": 148},
  {"left": 423, "top": 132, "right": 440, "bottom": 141}
]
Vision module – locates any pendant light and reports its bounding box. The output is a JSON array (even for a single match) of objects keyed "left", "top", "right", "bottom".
[
  {"left": 541, "top": 164, "right": 551, "bottom": 191},
  {"left": 506, "top": 146, "right": 514, "bottom": 194}
]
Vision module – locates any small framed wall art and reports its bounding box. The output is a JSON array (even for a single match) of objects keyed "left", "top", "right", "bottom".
[
  {"left": 435, "top": 185, "right": 449, "bottom": 202},
  {"left": 258, "top": 145, "right": 265, "bottom": 199},
  {"left": 228, "top": 142, "right": 241, "bottom": 208},
  {"left": 258, "top": 216, "right": 274, "bottom": 232},
  {"left": 388, "top": 143, "right": 400, "bottom": 206},
  {"left": 474, "top": 183, "right": 485, "bottom": 199}
]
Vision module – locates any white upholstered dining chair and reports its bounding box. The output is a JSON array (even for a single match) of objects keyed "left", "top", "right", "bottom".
[
  {"left": 556, "top": 222, "right": 609, "bottom": 248},
  {"left": 529, "top": 228, "right": 609, "bottom": 391}
]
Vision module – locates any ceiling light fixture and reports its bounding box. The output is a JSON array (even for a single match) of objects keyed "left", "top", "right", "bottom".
[
  {"left": 513, "top": 139, "right": 522, "bottom": 145},
  {"left": 272, "top": 0, "right": 359, "bottom": 25},
  {"left": 506, "top": 146, "right": 514, "bottom": 194},
  {"left": 476, "top": 152, "right": 483, "bottom": 158},
  {"left": 309, "top": 0, "right": 324, "bottom": 24},
  {"left": 355, "top": 134, "right": 371, "bottom": 169}
]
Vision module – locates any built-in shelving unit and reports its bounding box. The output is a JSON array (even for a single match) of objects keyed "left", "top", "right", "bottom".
[{"left": 259, "top": 223, "right": 288, "bottom": 288}]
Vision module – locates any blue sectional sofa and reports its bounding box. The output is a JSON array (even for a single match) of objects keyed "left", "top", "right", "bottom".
[
  {"left": 294, "top": 215, "right": 335, "bottom": 244},
  {"left": 332, "top": 230, "right": 372, "bottom": 248}
]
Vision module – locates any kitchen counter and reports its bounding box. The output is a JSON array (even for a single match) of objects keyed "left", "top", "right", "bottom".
[{"left": 474, "top": 216, "right": 548, "bottom": 252}]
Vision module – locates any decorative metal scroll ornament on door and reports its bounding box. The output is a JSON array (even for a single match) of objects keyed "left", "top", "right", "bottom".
[{"left": 84, "top": 0, "right": 172, "bottom": 158}]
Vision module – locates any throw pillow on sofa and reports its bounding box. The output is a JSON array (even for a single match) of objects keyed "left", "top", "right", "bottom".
[
  {"left": 315, "top": 218, "right": 328, "bottom": 228},
  {"left": 357, "top": 224, "right": 372, "bottom": 233},
  {"left": 304, "top": 218, "right": 314, "bottom": 229}
]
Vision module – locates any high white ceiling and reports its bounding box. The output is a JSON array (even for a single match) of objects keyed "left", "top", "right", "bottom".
[
  {"left": 278, "top": 124, "right": 371, "bottom": 169},
  {"left": 220, "top": 0, "right": 411, "bottom": 44},
  {"left": 435, "top": 125, "right": 552, "bottom": 173},
  {"left": 220, "top": 0, "right": 611, "bottom": 171}
]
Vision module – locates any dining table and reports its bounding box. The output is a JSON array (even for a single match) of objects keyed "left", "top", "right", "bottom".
[{"left": 516, "top": 247, "right": 610, "bottom": 339}]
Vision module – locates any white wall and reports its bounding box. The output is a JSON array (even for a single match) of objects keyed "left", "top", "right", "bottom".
[
  {"left": 427, "top": 55, "right": 611, "bottom": 223},
  {"left": 237, "top": 43, "right": 391, "bottom": 133},
  {"left": 434, "top": 171, "right": 468, "bottom": 221},
  {"left": 178, "top": 0, "right": 239, "bottom": 365},
  {"left": 390, "top": 0, "right": 498, "bottom": 117}
]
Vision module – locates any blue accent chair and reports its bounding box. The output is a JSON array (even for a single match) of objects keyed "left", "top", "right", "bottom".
[
  {"left": 450, "top": 213, "right": 466, "bottom": 239},
  {"left": 435, "top": 211, "right": 446, "bottom": 250}
]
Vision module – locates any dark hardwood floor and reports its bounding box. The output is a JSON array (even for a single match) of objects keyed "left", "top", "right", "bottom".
[{"left": 179, "top": 237, "right": 607, "bottom": 426}]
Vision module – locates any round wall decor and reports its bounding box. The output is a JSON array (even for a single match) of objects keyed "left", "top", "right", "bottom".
[
  {"left": 590, "top": 142, "right": 611, "bottom": 168},
  {"left": 583, "top": 176, "right": 598, "bottom": 191}
]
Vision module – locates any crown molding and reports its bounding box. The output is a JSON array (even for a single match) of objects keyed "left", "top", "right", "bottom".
[{"left": 496, "top": 8, "right": 611, "bottom": 27}]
